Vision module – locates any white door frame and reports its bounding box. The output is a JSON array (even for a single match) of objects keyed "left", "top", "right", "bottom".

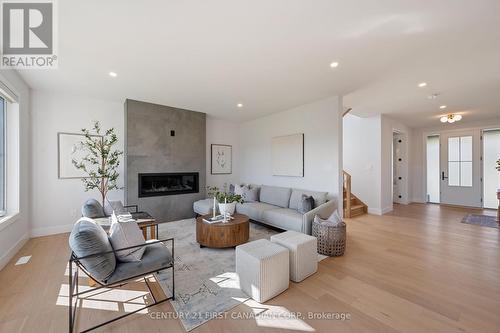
[{"left": 421, "top": 123, "right": 500, "bottom": 208}]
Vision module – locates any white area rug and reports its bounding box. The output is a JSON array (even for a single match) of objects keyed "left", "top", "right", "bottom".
[{"left": 155, "top": 218, "right": 326, "bottom": 331}]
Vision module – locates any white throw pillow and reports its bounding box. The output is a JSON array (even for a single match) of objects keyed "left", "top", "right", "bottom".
[
  {"left": 234, "top": 184, "right": 246, "bottom": 196},
  {"left": 327, "top": 210, "right": 343, "bottom": 225},
  {"left": 314, "top": 210, "right": 343, "bottom": 227},
  {"left": 109, "top": 213, "right": 146, "bottom": 262}
]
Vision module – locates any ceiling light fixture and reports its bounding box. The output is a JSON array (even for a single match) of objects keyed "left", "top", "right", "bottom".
[
  {"left": 109, "top": 72, "right": 117, "bottom": 77},
  {"left": 237, "top": 103, "right": 243, "bottom": 108},
  {"left": 330, "top": 61, "right": 339, "bottom": 68},
  {"left": 439, "top": 105, "right": 447, "bottom": 109},
  {"left": 440, "top": 114, "right": 462, "bottom": 124},
  {"left": 418, "top": 82, "right": 427, "bottom": 88}
]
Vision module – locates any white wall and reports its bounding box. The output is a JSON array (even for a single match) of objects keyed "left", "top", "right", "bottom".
[
  {"left": 239, "top": 96, "right": 342, "bottom": 203},
  {"left": 343, "top": 114, "right": 382, "bottom": 213},
  {"left": 30, "top": 91, "right": 124, "bottom": 237},
  {"left": 0, "top": 70, "right": 30, "bottom": 270},
  {"left": 206, "top": 116, "right": 240, "bottom": 192}
]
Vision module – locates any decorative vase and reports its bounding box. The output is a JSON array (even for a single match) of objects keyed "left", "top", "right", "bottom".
[{"left": 218, "top": 202, "right": 236, "bottom": 216}]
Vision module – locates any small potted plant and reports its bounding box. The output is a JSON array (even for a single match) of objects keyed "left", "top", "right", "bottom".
[{"left": 207, "top": 186, "right": 243, "bottom": 216}]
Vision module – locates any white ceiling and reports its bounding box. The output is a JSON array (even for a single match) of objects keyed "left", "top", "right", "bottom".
[{"left": 15, "top": 0, "right": 500, "bottom": 125}]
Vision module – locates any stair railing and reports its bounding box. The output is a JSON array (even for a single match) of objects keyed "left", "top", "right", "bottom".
[{"left": 343, "top": 170, "right": 351, "bottom": 218}]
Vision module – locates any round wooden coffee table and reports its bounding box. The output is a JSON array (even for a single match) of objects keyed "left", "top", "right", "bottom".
[{"left": 196, "top": 213, "right": 250, "bottom": 248}]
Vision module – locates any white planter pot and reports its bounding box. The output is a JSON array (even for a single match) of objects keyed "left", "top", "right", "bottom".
[{"left": 218, "top": 202, "right": 237, "bottom": 216}]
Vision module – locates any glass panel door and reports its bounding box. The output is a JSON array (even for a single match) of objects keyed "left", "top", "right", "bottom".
[{"left": 440, "top": 130, "right": 481, "bottom": 207}]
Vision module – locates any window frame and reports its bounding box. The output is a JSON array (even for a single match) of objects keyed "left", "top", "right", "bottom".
[
  {"left": 447, "top": 135, "right": 473, "bottom": 187},
  {"left": 0, "top": 96, "right": 5, "bottom": 217}
]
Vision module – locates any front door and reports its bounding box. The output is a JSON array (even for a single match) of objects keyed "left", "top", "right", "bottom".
[{"left": 440, "top": 130, "right": 482, "bottom": 207}]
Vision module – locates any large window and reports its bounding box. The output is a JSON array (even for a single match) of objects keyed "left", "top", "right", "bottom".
[
  {"left": 0, "top": 96, "right": 5, "bottom": 216},
  {"left": 448, "top": 136, "right": 472, "bottom": 187}
]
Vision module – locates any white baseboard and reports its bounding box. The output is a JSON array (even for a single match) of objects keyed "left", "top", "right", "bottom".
[
  {"left": 381, "top": 206, "right": 393, "bottom": 214},
  {"left": 30, "top": 223, "right": 74, "bottom": 238},
  {"left": 0, "top": 231, "right": 29, "bottom": 270},
  {"left": 368, "top": 207, "right": 383, "bottom": 215}
]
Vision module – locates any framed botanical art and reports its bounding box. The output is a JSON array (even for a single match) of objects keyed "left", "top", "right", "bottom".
[{"left": 211, "top": 144, "right": 232, "bottom": 175}]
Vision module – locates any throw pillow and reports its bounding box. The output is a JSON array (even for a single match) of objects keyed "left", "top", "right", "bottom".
[
  {"left": 234, "top": 184, "right": 246, "bottom": 196},
  {"left": 69, "top": 217, "right": 116, "bottom": 282},
  {"left": 81, "top": 199, "right": 105, "bottom": 218},
  {"left": 242, "top": 186, "right": 259, "bottom": 202},
  {"left": 109, "top": 213, "right": 146, "bottom": 262},
  {"left": 298, "top": 194, "right": 315, "bottom": 214},
  {"left": 104, "top": 200, "right": 127, "bottom": 216},
  {"left": 327, "top": 210, "right": 343, "bottom": 225},
  {"left": 314, "top": 210, "right": 343, "bottom": 227}
]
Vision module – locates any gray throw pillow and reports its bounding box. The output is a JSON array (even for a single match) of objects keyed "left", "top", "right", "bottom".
[
  {"left": 69, "top": 217, "right": 116, "bottom": 282},
  {"left": 298, "top": 194, "right": 315, "bottom": 214},
  {"left": 242, "top": 186, "right": 259, "bottom": 202},
  {"left": 82, "top": 199, "right": 105, "bottom": 218},
  {"left": 104, "top": 200, "right": 126, "bottom": 216}
]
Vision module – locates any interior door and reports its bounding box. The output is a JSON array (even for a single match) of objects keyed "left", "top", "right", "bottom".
[{"left": 440, "top": 130, "right": 482, "bottom": 207}]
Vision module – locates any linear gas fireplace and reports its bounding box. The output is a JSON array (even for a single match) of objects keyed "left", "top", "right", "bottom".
[{"left": 138, "top": 172, "right": 199, "bottom": 197}]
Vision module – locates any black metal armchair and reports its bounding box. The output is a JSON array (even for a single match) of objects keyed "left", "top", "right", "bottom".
[{"left": 68, "top": 238, "right": 175, "bottom": 333}]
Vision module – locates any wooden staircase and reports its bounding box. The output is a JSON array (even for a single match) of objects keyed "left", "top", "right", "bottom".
[{"left": 343, "top": 171, "right": 368, "bottom": 218}]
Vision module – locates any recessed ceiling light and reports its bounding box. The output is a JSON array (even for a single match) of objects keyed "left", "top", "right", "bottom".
[
  {"left": 109, "top": 72, "right": 117, "bottom": 77},
  {"left": 237, "top": 103, "right": 243, "bottom": 108},
  {"left": 330, "top": 62, "right": 339, "bottom": 68},
  {"left": 439, "top": 105, "right": 447, "bottom": 109},
  {"left": 418, "top": 82, "right": 427, "bottom": 88}
]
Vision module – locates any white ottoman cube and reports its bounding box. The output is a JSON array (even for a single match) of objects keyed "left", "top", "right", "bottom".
[
  {"left": 236, "top": 239, "right": 289, "bottom": 303},
  {"left": 193, "top": 198, "right": 217, "bottom": 216},
  {"left": 271, "top": 231, "right": 317, "bottom": 282}
]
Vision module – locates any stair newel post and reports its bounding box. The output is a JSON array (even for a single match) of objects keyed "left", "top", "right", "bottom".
[{"left": 343, "top": 171, "right": 351, "bottom": 218}]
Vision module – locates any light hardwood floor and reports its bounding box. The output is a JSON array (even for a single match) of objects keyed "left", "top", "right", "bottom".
[{"left": 0, "top": 204, "right": 499, "bottom": 333}]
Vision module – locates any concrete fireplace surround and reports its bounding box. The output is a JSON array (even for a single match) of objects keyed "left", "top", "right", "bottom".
[{"left": 125, "top": 99, "right": 206, "bottom": 222}]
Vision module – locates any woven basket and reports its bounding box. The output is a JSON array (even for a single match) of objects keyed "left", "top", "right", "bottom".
[{"left": 312, "top": 219, "right": 346, "bottom": 256}]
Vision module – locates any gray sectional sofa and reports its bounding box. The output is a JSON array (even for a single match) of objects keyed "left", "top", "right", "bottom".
[{"left": 193, "top": 185, "right": 336, "bottom": 235}]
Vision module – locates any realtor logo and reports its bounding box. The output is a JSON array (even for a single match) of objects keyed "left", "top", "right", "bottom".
[{"left": 1, "top": 0, "right": 58, "bottom": 68}]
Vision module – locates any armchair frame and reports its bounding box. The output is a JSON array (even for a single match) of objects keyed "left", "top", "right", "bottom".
[{"left": 68, "top": 238, "right": 174, "bottom": 333}]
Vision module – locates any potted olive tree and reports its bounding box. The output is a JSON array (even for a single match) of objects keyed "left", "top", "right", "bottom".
[{"left": 72, "top": 121, "right": 123, "bottom": 207}]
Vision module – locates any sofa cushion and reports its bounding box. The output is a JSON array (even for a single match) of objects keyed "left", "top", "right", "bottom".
[
  {"left": 242, "top": 186, "right": 259, "bottom": 202},
  {"left": 236, "top": 202, "right": 279, "bottom": 221},
  {"left": 106, "top": 241, "right": 173, "bottom": 285},
  {"left": 82, "top": 199, "right": 105, "bottom": 218},
  {"left": 289, "top": 189, "right": 327, "bottom": 210},
  {"left": 259, "top": 185, "right": 292, "bottom": 208},
  {"left": 262, "top": 208, "right": 303, "bottom": 232},
  {"left": 69, "top": 217, "right": 116, "bottom": 282}
]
